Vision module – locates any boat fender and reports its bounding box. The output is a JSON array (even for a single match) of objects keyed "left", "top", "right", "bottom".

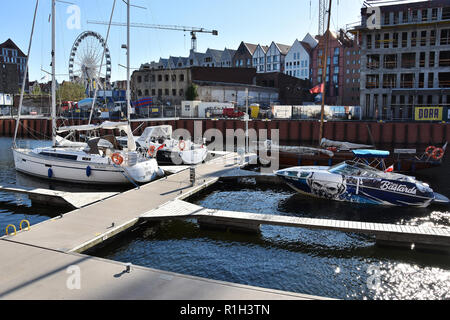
[
  {"left": 148, "top": 146, "right": 156, "bottom": 158},
  {"left": 179, "top": 140, "right": 186, "bottom": 151},
  {"left": 111, "top": 153, "right": 124, "bottom": 166},
  {"left": 86, "top": 166, "right": 92, "bottom": 177},
  {"left": 432, "top": 148, "right": 445, "bottom": 161},
  {"left": 48, "top": 168, "right": 53, "bottom": 179},
  {"left": 425, "top": 146, "right": 436, "bottom": 158}
]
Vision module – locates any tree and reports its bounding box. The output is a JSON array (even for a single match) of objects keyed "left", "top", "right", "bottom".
[
  {"left": 31, "top": 85, "right": 42, "bottom": 96},
  {"left": 185, "top": 84, "right": 199, "bottom": 101},
  {"left": 56, "top": 82, "right": 86, "bottom": 102}
]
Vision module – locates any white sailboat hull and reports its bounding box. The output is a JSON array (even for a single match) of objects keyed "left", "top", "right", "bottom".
[{"left": 13, "top": 148, "right": 162, "bottom": 185}]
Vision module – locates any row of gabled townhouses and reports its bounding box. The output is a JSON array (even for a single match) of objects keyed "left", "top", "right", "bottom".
[{"left": 141, "top": 34, "right": 319, "bottom": 81}]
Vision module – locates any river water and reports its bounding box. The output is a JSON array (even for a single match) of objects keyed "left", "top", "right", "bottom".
[{"left": 1, "top": 137, "right": 449, "bottom": 300}]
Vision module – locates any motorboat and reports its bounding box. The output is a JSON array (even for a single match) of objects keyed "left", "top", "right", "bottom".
[
  {"left": 276, "top": 150, "right": 449, "bottom": 207},
  {"left": 119, "top": 125, "right": 208, "bottom": 165},
  {"left": 13, "top": 122, "right": 164, "bottom": 185}
]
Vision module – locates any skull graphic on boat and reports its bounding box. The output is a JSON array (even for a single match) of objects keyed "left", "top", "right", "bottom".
[{"left": 306, "top": 171, "right": 347, "bottom": 200}]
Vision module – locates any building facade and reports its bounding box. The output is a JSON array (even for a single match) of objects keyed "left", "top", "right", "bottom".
[
  {"left": 310, "top": 31, "right": 345, "bottom": 105},
  {"left": 131, "top": 66, "right": 259, "bottom": 107},
  {"left": 355, "top": 0, "right": 450, "bottom": 120},
  {"left": 256, "top": 72, "right": 312, "bottom": 106},
  {"left": 284, "top": 39, "right": 313, "bottom": 80},
  {"left": 252, "top": 45, "right": 269, "bottom": 73},
  {"left": 232, "top": 42, "right": 257, "bottom": 68},
  {"left": 0, "top": 39, "right": 28, "bottom": 93}
]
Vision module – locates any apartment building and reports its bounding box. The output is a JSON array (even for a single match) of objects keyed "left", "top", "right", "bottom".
[
  {"left": 355, "top": 0, "right": 450, "bottom": 120},
  {"left": 0, "top": 39, "right": 28, "bottom": 93}
]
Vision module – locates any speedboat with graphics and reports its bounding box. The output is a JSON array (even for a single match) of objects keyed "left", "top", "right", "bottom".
[{"left": 276, "top": 150, "right": 449, "bottom": 207}]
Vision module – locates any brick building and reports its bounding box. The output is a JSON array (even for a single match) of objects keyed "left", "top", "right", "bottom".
[{"left": 0, "top": 39, "right": 28, "bottom": 93}]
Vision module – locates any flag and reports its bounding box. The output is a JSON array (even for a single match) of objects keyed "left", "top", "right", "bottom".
[
  {"left": 385, "top": 165, "right": 394, "bottom": 173},
  {"left": 310, "top": 83, "right": 324, "bottom": 94}
]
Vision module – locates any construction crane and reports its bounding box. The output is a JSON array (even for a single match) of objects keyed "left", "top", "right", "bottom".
[
  {"left": 87, "top": 20, "right": 218, "bottom": 52},
  {"left": 318, "top": 0, "right": 330, "bottom": 36}
]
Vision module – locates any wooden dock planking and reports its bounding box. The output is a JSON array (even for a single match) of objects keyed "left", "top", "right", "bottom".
[
  {"left": 142, "top": 200, "right": 450, "bottom": 249},
  {"left": 2, "top": 152, "right": 255, "bottom": 253}
]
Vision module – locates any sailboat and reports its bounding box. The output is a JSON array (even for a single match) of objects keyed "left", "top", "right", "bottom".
[{"left": 12, "top": 0, "right": 164, "bottom": 185}]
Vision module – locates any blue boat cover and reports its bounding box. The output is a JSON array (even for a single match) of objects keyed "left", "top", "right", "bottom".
[{"left": 352, "top": 149, "right": 390, "bottom": 159}]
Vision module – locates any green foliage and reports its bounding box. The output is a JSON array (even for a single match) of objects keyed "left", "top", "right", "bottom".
[
  {"left": 31, "top": 85, "right": 42, "bottom": 96},
  {"left": 185, "top": 84, "right": 198, "bottom": 101},
  {"left": 56, "top": 82, "right": 86, "bottom": 101}
]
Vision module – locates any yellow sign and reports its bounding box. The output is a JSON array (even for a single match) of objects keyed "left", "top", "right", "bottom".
[{"left": 415, "top": 107, "right": 443, "bottom": 121}]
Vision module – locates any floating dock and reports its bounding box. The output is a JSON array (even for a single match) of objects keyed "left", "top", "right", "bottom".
[
  {"left": 1, "top": 150, "right": 449, "bottom": 300},
  {"left": 0, "top": 152, "right": 328, "bottom": 300},
  {"left": 142, "top": 200, "right": 450, "bottom": 251}
]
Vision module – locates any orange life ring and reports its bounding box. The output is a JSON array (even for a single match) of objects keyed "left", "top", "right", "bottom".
[
  {"left": 432, "top": 148, "right": 445, "bottom": 161},
  {"left": 179, "top": 140, "right": 186, "bottom": 151},
  {"left": 148, "top": 146, "right": 157, "bottom": 157},
  {"left": 425, "top": 146, "right": 436, "bottom": 157},
  {"left": 111, "top": 153, "right": 124, "bottom": 166}
]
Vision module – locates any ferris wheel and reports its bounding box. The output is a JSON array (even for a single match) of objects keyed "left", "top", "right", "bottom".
[{"left": 68, "top": 31, "right": 112, "bottom": 91}]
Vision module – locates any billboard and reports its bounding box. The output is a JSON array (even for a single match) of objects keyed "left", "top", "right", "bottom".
[{"left": 415, "top": 107, "right": 443, "bottom": 121}]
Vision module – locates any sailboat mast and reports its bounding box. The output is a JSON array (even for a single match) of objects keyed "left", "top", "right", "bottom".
[
  {"left": 126, "top": 0, "right": 131, "bottom": 124},
  {"left": 13, "top": 0, "right": 39, "bottom": 148},
  {"left": 51, "top": 0, "right": 57, "bottom": 147},
  {"left": 319, "top": 0, "right": 332, "bottom": 144}
]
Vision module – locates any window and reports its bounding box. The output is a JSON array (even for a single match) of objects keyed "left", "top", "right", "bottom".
[
  {"left": 158, "top": 75, "right": 162, "bottom": 81},
  {"left": 431, "top": 30, "right": 436, "bottom": 46},
  {"left": 443, "top": 7, "right": 450, "bottom": 20},
  {"left": 375, "top": 34, "right": 381, "bottom": 48},
  {"left": 411, "top": 31, "right": 417, "bottom": 47},
  {"left": 402, "top": 10, "right": 409, "bottom": 23},
  {"left": 383, "top": 12, "right": 390, "bottom": 25},
  {"left": 145, "top": 89, "right": 149, "bottom": 96},
  {"left": 401, "top": 53, "right": 416, "bottom": 68},
  {"left": 402, "top": 32, "right": 408, "bottom": 48},
  {"left": 384, "top": 33, "right": 390, "bottom": 48},
  {"left": 366, "top": 35, "right": 372, "bottom": 49},
  {"left": 171, "top": 74, "right": 176, "bottom": 81},
  {"left": 137, "top": 76, "right": 142, "bottom": 83},
  {"left": 420, "top": 52, "right": 426, "bottom": 67},
  {"left": 334, "top": 48, "right": 340, "bottom": 56},
  {"left": 412, "top": 10, "right": 418, "bottom": 22},
  {"left": 432, "top": 8, "right": 438, "bottom": 21},
  {"left": 165, "top": 89, "right": 169, "bottom": 96},
  {"left": 400, "top": 74, "right": 415, "bottom": 88},
  {"left": 179, "top": 74, "right": 185, "bottom": 81},
  {"left": 421, "top": 9, "right": 428, "bottom": 22},
  {"left": 421, "top": 31, "right": 427, "bottom": 46},
  {"left": 383, "top": 74, "right": 397, "bottom": 88},
  {"left": 366, "top": 75, "right": 379, "bottom": 89},
  {"left": 441, "top": 29, "right": 450, "bottom": 45},
  {"left": 430, "top": 52, "right": 435, "bottom": 67},
  {"left": 172, "top": 89, "right": 177, "bottom": 96},
  {"left": 419, "top": 73, "right": 425, "bottom": 88},
  {"left": 393, "top": 33, "right": 399, "bottom": 48}
]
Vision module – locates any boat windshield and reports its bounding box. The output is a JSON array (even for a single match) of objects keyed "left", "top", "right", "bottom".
[{"left": 328, "top": 161, "right": 383, "bottom": 178}]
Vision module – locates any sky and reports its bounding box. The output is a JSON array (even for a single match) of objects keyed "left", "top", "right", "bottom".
[{"left": 0, "top": 0, "right": 367, "bottom": 83}]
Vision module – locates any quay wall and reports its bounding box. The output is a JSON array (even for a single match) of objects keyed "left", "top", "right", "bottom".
[{"left": 2, "top": 118, "right": 450, "bottom": 146}]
